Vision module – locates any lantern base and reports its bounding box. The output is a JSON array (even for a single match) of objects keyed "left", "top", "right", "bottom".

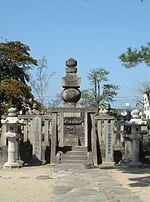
[{"left": 3, "top": 161, "right": 22, "bottom": 169}]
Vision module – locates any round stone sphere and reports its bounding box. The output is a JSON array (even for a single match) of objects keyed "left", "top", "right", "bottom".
[{"left": 61, "top": 88, "right": 81, "bottom": 103}]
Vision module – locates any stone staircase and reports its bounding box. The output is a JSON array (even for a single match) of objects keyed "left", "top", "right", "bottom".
[{"left": 60, "top": 146, "right": 89, "bottom": 164}]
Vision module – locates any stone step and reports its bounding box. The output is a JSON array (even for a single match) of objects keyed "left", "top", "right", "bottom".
[
  {"left": 65, "top": 151, "right": 87, "bottom": 156},
  {"left": 61, "top": 155, "right": 88, "bottom": 161},
  {"left": 72, "top": 146, "right": 88, "bottom": 152},
  {"left": 61, "top": 160, "right": 88, "bottom": 164}
]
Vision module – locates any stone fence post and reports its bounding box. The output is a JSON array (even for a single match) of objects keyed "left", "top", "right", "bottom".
[{"left": 96, "top": 108, "right": 116, "bottom": 165}]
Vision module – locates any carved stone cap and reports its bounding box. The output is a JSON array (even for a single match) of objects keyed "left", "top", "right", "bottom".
[
  {"left": 66, "top": 58, "right": 77, "bottom": 67},
  {"left": 131, "top": 109, "right": 140, "bottom": 119},
  {"left": 65, "top": 58, "right": 77, "bottom": 73},
  {"left": 128, "top": 109, "right": 146, "bottom": 125},
  {"left": 1, "top": 107, "right": 24, "bottom": 124},
  {"left": 8, "top": 107, "right": 17, "bottom": 117}
]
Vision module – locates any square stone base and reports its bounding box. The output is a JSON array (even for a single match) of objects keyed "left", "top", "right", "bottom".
[{"left": 102, "top": 161, "right": 115, "bottom": 166}]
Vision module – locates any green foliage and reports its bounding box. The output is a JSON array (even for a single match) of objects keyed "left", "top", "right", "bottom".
[
  {"left": 0, "top": 78, "right": 34, "bottom": 113},
  {"left": 80, "top": 89, "right": 102, "bottom": 107},
  {"left": 0, "top": 40, "right": 38, "bottom": 115},
  {"left": 0, "top": 41, "right": 37, "bottom": 83},
  {"left": 87, "top": 68, "right": 109, "bottom": 85},
  {"left": 87, "top": 68, "right": 109, "bottom": 99},
  {"left": 119, "top": 43, "right": 150, "bottom": 68},
  {"left": 103, "top": 84, "right": 119, "bottom": 103},
  {"left": 80, "top": 68, "right": 119, "bottom": 107}
]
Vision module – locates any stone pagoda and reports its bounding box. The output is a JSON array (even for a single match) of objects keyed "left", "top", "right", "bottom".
[
  {"left": 61, "top": 58, "right": 81, "bottom": 107},
  {"left": 49, "top": 58, "right": 97, "bottom": 165}
]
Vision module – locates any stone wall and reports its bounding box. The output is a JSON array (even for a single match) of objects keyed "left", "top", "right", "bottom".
[
  {"left": 0, "top": 114, "right": 52, "bottom": 165},
  {"left": 1, "top": 109, "right": 149, "bottom": 166}
]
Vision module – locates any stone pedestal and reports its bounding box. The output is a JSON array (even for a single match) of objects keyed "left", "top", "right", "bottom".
[
  {"left": 124, "top": 139, "right": 132, "bottom": 162},
  {"left": 129, "top": 134, "right": 142, "bottom": 166},
  {"left": 3, "top": 136, "right": 20, "bottom": 168}
]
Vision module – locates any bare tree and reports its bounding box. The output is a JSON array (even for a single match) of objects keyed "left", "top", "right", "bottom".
[
  {"left": 133, "top": 81, "right": 150, "bottom": 107},
  {"left": 30, "top": 57, "right": 55, "bottom": 107},
  {"left": 47, "top": 93, "right": 63, "bottom": 108}
]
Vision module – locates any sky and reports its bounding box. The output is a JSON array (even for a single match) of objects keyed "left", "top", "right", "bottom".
[{"left": 0, "top": 0, "right": 149, "bottom": 108}]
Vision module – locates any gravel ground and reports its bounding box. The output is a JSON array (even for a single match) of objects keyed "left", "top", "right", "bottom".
[{"left": 0, "top": 165, "right": 54, "bottom": 202}]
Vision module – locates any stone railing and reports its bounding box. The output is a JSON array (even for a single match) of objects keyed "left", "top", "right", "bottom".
[
  {"left": 18, "top": 114, "right": 52, "bottom": 164},
  {"left": 1, "top": 112, "right": 52, "bottom": 165}
]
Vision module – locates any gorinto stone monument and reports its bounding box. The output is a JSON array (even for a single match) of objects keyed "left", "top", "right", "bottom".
[
  {"left": 61, "top": 58, "right": 81, "bottom": 107},
  {"left": 50, "top": 58, "right": 97, "bottom": 165},
  {"left": 61, "top": 58, "right": 84, "bottom": 146}
]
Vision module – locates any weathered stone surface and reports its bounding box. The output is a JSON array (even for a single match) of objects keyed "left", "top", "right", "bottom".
[
  {"left": 51, "top": 113, "right": 57, "bottom": 164},
  {"left": 63, "top": 125, "right": 84, "bottom": 147},
  {"left": 54, "top": 185, "right": 74, "bottom": 195},
  {"left": 62, "top": 75, "right": 80, "bottom": 88},
  {"left": 32, "top": 117, "right": 42, "bottom": 161},
  {"left": 61, "top": 58, "right": 81, "bottom": 105},
  {"left": 61, "top": 88, "right": 81, "bottom": 103},
  {"left": 35, "top": 175, "right": 51, "bottom": 180},
  {"left": 2, "top": 107, "right": 23, "bottom": 168},
  {"left": 66, "top": 58, "right": 77, "bottom": 68},
  {"left": 53, "top": 164, "right": 143, "bottom": 202}
]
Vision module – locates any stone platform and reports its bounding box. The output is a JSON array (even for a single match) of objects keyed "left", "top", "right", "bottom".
[{"left": 53, "top": 164, "right": 142, "bottom": 202}]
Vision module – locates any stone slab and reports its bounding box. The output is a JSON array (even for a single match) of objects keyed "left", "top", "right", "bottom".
[{"left": 53, "top": 164, "right": 143, "bottom": 202}]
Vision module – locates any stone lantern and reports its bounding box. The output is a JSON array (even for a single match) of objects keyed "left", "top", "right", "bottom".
[
  {"left": 2, "top": 107, "right": 23, "bottom": 168},
  {"left": 127, "top": 109, "right": 146, "bottom": 166}
]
